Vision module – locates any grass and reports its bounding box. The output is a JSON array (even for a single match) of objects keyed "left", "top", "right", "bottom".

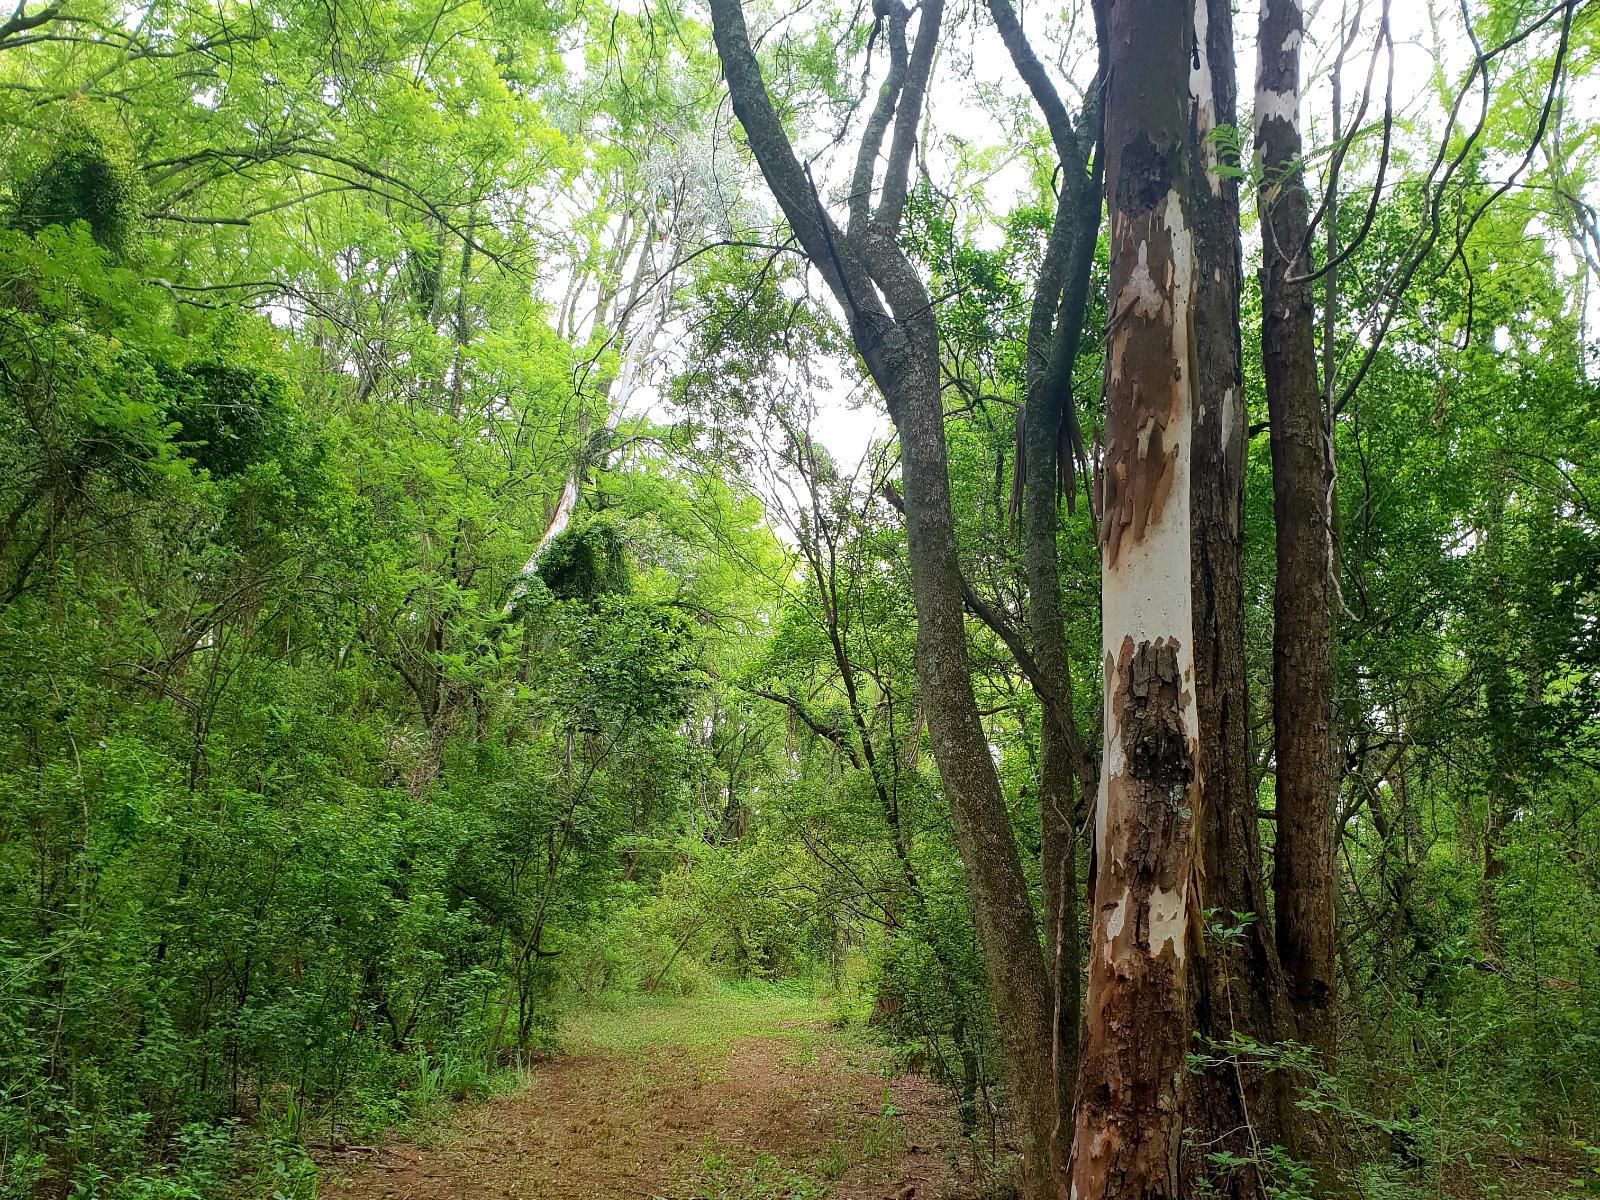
[
  {"left": 684, "top": 1104, "right": 909, "bottom": 1200},
  {"left": 557, "top": 978, "right": 915, "bottom": 1199},
  {"left": 559, "top": 977, "right": 842, "bottom": 1059},
  {"left": 317, "top": 977, "right": 951, "bottom": 1200},
  {"left": 690, "top": 1148, "right": 831, "bottom": 1200}
]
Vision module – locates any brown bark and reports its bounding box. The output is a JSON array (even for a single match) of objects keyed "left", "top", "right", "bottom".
[
  {"left": 706, "top": 5, "right": 1064, "bottom": 1196},
  {"left": 1256, "top": 0, "right": 1339, "bottom": 1060},
  {"left": 1184, "top": 0, "right": 1299, "bottom": 1189},
  {"left": 1072, "top": 5, "right": 1202, "bottom": 1195}
]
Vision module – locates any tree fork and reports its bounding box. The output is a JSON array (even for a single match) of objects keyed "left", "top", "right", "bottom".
[{"left": 706, "top": 3, "right": 1065, "bottom": 1194}]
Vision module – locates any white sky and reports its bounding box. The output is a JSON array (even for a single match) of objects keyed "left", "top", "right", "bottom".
[{"left": 582, "top": 0, "right": 1597, "bottom": 472}]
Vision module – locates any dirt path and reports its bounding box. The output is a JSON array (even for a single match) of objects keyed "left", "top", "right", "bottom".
[{"left": 319, "top": 988, "right": 973, "bottom": 1200}]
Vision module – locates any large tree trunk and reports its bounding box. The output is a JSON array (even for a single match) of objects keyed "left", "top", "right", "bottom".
[
  {"left": 706, "top": 5, "right": 1064, "bottom": 1195},
  {"left": 1184, "top": 0, "right": 1298, "bottom": 1189},
  {"left": 1256, "top": 0, "right": 1339, "bottom": 1060},
  {"left": 1072, "top": 4, "right": 1203, "bottom": 1195}
]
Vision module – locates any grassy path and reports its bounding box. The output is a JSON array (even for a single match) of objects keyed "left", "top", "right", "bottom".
[{"left": 318, "top": 985, "right": 970, "bottom": 1200}]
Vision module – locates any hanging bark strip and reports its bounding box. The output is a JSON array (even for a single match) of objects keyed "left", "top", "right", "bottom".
[
  {"left": 1072, "top": 3, "right": 1203, "bottom": 1196},
  {"left": 1256, "top": 0, "right": 1339, "bottom": 1060}
]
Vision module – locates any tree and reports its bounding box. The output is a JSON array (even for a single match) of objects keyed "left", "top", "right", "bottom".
[
  {"left": 1070, "top": 3, "right": 1204, "bottom": 1195},
  {"left": 1184, "top": 0, "right": 1298, "bottom": 1187},
  {"left": 985, "top": 0, "right": 1105, "bottom": 1120},
  {"left": 705, "top": 1, "right": 1069, "bottom": 1193},
  {"left": 1256, "top": 0, "right": 1338, "bottom": 1062}
]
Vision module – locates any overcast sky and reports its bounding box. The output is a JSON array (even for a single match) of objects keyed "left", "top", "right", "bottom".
[{"left": 609, "top": 0, "right": 1598, "bottom": 471}]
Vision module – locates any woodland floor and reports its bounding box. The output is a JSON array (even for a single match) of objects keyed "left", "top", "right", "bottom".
[
  {"left": 317, "top": 984, "right": 977, "bottom": 1200},
  {"left": 312, "top": 984, "right": 1587, "bottom": 1200}
]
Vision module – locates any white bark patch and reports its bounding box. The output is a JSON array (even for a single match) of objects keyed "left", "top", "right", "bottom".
[
  {"left": 1126, "top": 240, "right": 1164, "bottom": 319},
  {"left": 1100, "top": 191, "right": 1201, "bottom": 668},
  {"left": 1095, "top": 669, "right": 1113, "bottom": 859},
  {"left": 1164, "top": 191, "right": 1195, "bottom": 353},
  {"left": 1255, "top": 0, "right": 1304, "bottom": 138},
  {"left": 1104, "top": 710, "right": 1126, "bottom": 781},
  {"left": 502, "top": 474, "right": 580, "bottom": 614},
  {"left": 1105, "top": 886, "right": 1130, "bottom": 942},
  {"left": 1220, "top": 386, "right": 1237, "bottom": 448},
  {"left": 1136, "top": 415, "right": 1157, "bottom": 459},
  {"left": 1099, "top": 189, "right": 1203, "bottom": 974},
  {"left": 1190, "top": 0, "right": 1221, "bottom": 194},
  {"left": 1254, "top": 88, "right": 1300, "bottom": 139},
  {"left": 1149, "top": 885, "right": 1187, "bottom": 960},
  {"left": 1159, "top": 190, "right": 1201, "bottom": 751}
]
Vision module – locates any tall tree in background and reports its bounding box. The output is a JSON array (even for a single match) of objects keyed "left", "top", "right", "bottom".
[
  {"left": 707, "top": 2, "right": 1067, "bottom": 1194},
  {"left": 1185, "top": 0, "right": 1297, "bottom": 1184},
  {"left": 1257, "top": 0, "right": 1338, "bottom": 1060},
  {"left": 984, "top": 0, "right": 1105, "bottom": 1128},
  {"left": 1071, "top": 2, "right": 1203, "bottom": 1194}
]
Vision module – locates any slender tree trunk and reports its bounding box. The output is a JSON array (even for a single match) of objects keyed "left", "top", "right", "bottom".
[
  {"left": 1038, "top": 731, "right": 1080, "bottom": 1133},
  {"left": 1257, "top": 0, "right": 1339, "bottom": 1059},
  {"left": 706, "top": 3, "right": 1064, "bottom": 1194},
  {"left": 1073, "top": 5, "right": 1203, "bottom": 1194},
  {"left": 1184, "top": 0, "right": 1298, "bottom": 1188},
  {"left": 891, "top": 332, "right": 1063, "bottom": 1200},
  {"left": 1480, "top": 486, "right": 1514, "bottom": 961},
  {"left": 990, "top": 0, "right": 1105, "bottom": 1127}
]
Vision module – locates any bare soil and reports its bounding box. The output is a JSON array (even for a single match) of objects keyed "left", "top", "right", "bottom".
[{"left": 318, "top": 1014, "right": 972, "bottom": 1200}]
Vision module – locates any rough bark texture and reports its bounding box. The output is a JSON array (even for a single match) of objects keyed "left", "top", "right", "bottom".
[
  {"left": 1072, "top": 5, "right": 1201, "bottom": 1195},
  {"left": 985, "top": 0, "right": 1105, "bottom": 1139},
  {"left": 1038, "top": 719, "right": 1080, "bottom": 1140},
  {"left": 706, "top": 5, "right": 1064, "bottom": 1196},
  {"left": 1182, "top": 0, "right": 1298, "bottom": 1192},
  {"left": 1257, "top": 0, "right": 1338, "bottom": 1061}
]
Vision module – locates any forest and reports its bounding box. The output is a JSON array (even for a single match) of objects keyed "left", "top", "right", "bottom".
[{"left": 1, "top": 0, "right": 1598, "bottom": 1196}]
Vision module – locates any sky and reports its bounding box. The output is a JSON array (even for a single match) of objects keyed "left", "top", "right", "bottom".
[{"left": 592, "top": 0, "right": 1597, "bottom": 471}]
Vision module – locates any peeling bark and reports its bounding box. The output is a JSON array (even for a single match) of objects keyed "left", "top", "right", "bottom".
[{"left": 1073, "top": 6, "right": 1202, "bottom": 1194}]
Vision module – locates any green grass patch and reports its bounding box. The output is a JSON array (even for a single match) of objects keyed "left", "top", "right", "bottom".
[
  {"left": 560, "top": 978, "right": 837, "bottom": 1058},
  {"left": 688, "top": 1145, "right": 830, "bottom": 1200},
  {"left": 674, "top": 1091, "right": 908, "bottom": 1200}
]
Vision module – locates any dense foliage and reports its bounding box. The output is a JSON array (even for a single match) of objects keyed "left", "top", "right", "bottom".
[{"left": 0, "top": 0, "right": 1597, "bottom": 1197}]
